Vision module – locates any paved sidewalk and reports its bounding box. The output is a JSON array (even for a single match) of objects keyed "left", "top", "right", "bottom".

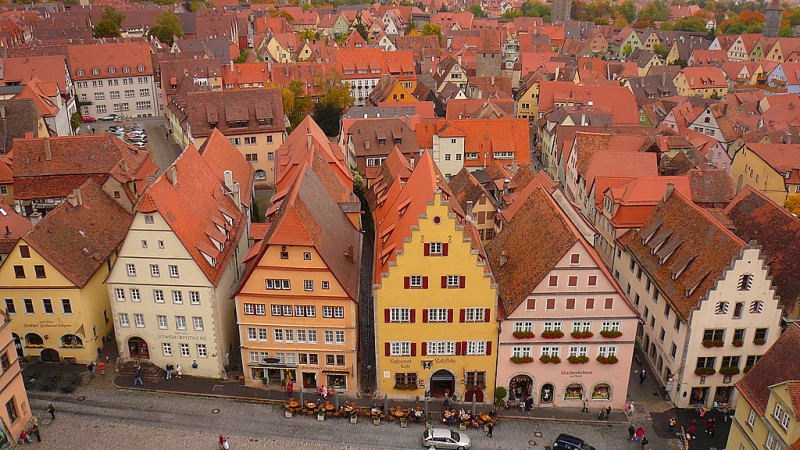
[{"left": 112, "top": 373, "right": 630, "bottom": 424}]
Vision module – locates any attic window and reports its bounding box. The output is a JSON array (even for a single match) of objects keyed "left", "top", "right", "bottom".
[
  {"left": 137, "top": 65, "right": 145, "bottom": 72},
  {"left": 737, "top": 274, "right": 753, "bottom": 291},
  {"left": 92, "top": 69, "right": 100, "bottom": 75},
  {"left": 108, "top": 68, "right": 116, "bottom": 74},
  {"left": 123, "top": 67, "right": 131, "bottom": 73},
  {"left": 76, "top": 70, "right": 85, "bottom": 76}
]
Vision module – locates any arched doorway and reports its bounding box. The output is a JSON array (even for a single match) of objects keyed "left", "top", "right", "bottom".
[
  {"left": 540, "top": 383, "right": 555, "bottom": 404},
  {"left": 128, "top": 337, "right": 149, "bottom": 359},
  {"left": 12, "top": 333, "right": 22, "bottom": 358},
  {"left": 40, "top": 349, "right": 60, "bottom": 362},
  {"left": 254, "top": 170, "right": 267, "bottom": 181},
  {"left": 464, "top": 389, "right": 484, "bottom": 403},
  {"left": 509, "top": 374, "right": 534, "bottom": 403},
  {"left": 429, "top": 369, "right": 455, "bottom": 398}
]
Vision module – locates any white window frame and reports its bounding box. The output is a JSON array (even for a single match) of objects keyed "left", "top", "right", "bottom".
[
  {"left": 134, "top": 313, "right": 145, "bottom": 328},
  {"left": 466, "top": 340, "right": 487, "bottom": 355},
  {"left": 390, "top": 341, "right": 411, "bottom": 356},
  {"left": 180, "top": 343, "right": 190, "bottom": 357},
  {"left": 176, "top": 316, "right": 187, "bottom": 331},
  {"left": 428, "top": 308, "right": 448, "bottom": 322},
  {"left": 390, "top": 308, "right": 410, "bottom": 323},
  {"left": 511, "top": 346, "right": 532, "bottom": 358},
  {"left": 119, "top": 313, "right": 130, "bottom": 327},
  {"left": 464, "top": 307, "right": 485, "bottom": 322},
  {"left": 427, "top": 341, "right": 455, "bottom": 355},
  {"left": 157, "top": 315, "right": 168, "bottom": 329},
  {"left": 514, "top": 321, "right": 533, "bottom": 332},
  {"left": 162, "top": 343, "right": 172, "bottom": 356}
]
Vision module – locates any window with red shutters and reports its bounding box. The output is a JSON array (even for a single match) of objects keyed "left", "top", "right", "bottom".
[
  {"left": 442, "top": 243, "right": 448, "bottom": 256},
  {"left": 459, "top": 309, "right": 466, "bottom": 323},
  {"left": 570, "top": 253, "right": 580, "bottom": 264},
  {"left": 546, "top": 298, "right": 555, "bottom": 309},
  {"left": 604, "top": 297, "right": 614, "bottom": 309},
  {"left": 455, "top": 342, "right": 462, "bottom": 355},
  {"left": 423, "top": 243, "right": 430, "bottom": 256},
  {"left": 422, "top": 276, "right": 428, "bottom": 289},
  {"left": 384, "top": 342, "right": 390, "bottom": 356},
  {"left": 484, "top": 308, "right": 490, "bottom": 322},
  {"left": 566, "top": 298, "right": 575, "bottom": 309},
  {"left": 421, "top": 342, "right": 427, "bottom": 355},
  {"left": 447, "top": 309, "right": 454, "bottom": 322},
  {"left": 568, "top": 276, "right": 578, "bottom": 287},
  {"left": 384, "top": 309, "right": 390, "bottom": 323},
  {"left": 459, "top": 276, "right": 465, "bottom": 288},
  {"left": 526, "top": 298, "right": 536, "bottom": 310},
  {"left": 422, "top": 309, "right": 429, "bottom": 323},
  {"left": 403, "top": 277, "right": 410, "bottom": 289},
  {"left": 486, "top": 341, "right": 492, "bottom": 355},
  {"left": 441, "top": 276, "right": 447, "bottom": 288},
  {"left": 410, "top": 343, "right": 417, "bottom": 356},
  {"left": 588, "top": 275, "right": 597, "bottom": 286},
  {"left": 549, "top": 275, "right": 558, "bottom": 286},
  {"left": 586, "top": 298, "right": 595, "bottom": 309},
  {"left": 410, "top": 309, "right": 416, "bottom": 323}
]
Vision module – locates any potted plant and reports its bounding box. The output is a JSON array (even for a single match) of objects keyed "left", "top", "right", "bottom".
[
  {"left": 400, "top": 417, "right": 409, "bottom": 428},
  {"left": 754, "top": 338, "right": 766, "bottom": 345},
  {"left": 600, "top": 330, "right": 622, "bottom": 338},
  {"left": 732, "top": 339, "right": 744, "bottom": 347},
  {"left": 350, "top": 410, "right": 359, "bottom": 424},
  {"left": 541, "top": 330, "right": 564, "bottom": 339},
  {"left": 373, "top": 417, "right": 381, "bottom": 426},
  {"left": 596, "top": 355, "right": 619, "bottom": 364},
  {"left": 570, "top": 331, "right": 594, "bottom": 339},
  {"left": 512, "top": 331, "right": 535, "bottom": 339},
  {"left": 702, "top": 339, "right": 724, "bottom": 348},
  {"left": 510, "top": 356, "right": 534, "bottom": 364},
  {"left": 317, "top": 411, "right": 326, "bottom": 421},
  {"left": 459, "top": 421, "right": 467, "bottom": 431},
  {"left": 719, "top": 366, "right": 741, "bottom": 376},
  {"left": 694, "top": 367, "right": 716, "bottom": 376},
  {"left": 568, "top": 355, "right": 589, "bottom": 364},
  {"left": 539, "top": 355, "right": 561, "bottom": 364}
]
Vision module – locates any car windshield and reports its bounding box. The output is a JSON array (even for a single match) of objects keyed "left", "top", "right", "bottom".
[{"left": 450, "top": 431, "right": 460, "bottom": 441}]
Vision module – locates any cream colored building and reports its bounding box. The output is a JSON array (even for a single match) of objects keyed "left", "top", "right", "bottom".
[
  {"left": 614, "top": 187, "right": 783, "bottom": 408},
  {"left": 106, "top": 133, "right": 253, "bottom": 378}
]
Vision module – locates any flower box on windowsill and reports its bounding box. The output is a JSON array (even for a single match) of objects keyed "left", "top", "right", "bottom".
[
  {"left": 541, "top": 330, "right": 564, "bottom": 339},
  {"left": 599, "top": 330, "right": 622, "bottom": 339},
  {"left": 753, "top": 338, "right": 766, "bottom": 346},
  {"left": 393, "top": 383, "right": 418, "bottom": 391},
  {"left": 719, "top": 366, "right": 740, "bottom": 376},
  {"left": 539, "top": 355, "right": 561, "bottom": 364},
  {"left": 694, "top": 367, "right": 716, "bottom": 376},
  {"left": 702, "top": 339, "right": 724, "bottom": 348},
  {"left": 732, "top": 340, "right": 744, "bottom": 347},
  {"left": 512, "top": 331, "right": 535, "bottom": 339},
  {"left": 510, "top": 356, "right": 534, "bottom": 364},
  {"left": 567, "top": 355, "right": 589, "bottom": 364},
  {"left": 596, "top": 355, "right": 618, "bottom": 365},
  {"left": 570, "top": 331, "right": 593, "bottom": 339},
  {"left": 744, "top": 365, "right": 754, "bottom": 373}
]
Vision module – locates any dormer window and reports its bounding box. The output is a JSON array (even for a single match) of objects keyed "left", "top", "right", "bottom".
[
  {"left": 123, "top": 67, "right": 131, "bottom": 73},
  {"left": 137, "top": 65, "right": 145, "bottom": 72},
  {"left": 92, "top": 69, "right": 100, "bottom": 75},
  {"left": 108, "top": 68, "right": 116, "bottom": 74},
  {"left": 76, "top": 70, "right": 85, "bottom": 76}
]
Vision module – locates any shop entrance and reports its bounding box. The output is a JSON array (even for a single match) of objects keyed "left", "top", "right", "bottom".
[
  {"left": 509, "top": 375, "right": 534, "bottom": 403},
  {"left": 714, "top": 386, "right": 733, "bottom": 405},
  {"left": 430, "top": 369, "right": 455, "bottom": 398},
  {"left": 128, "top": 337, "right": 149, "bottom": 359},
  {"left": 40, "top": 348, "right": 60, "bottom": 362},
  {"left": 303, "top": 372, "right": 317, "bottom": 389}
]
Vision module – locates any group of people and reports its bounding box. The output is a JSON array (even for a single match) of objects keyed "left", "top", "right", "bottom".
[
  {"left": 683, "top": 418, "right": 716, "bottom": 439},
  {"left": 86, "top": 360, "right": 106, "bottom": 379},
  {"left": 627, "top": 426, "right": 648, "bottom": 448},
  {"left": 165, "top": 364, "right": 182, "bottom": 380},
  {"left": 18, "top": 416, "right": 41, "bottom": 445}
]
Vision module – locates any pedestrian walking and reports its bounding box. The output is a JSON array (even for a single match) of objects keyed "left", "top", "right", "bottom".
[
  {"left": 640, "top": 436, "right": 648, "bottom": 449},
  {"left": 639, "top": 369, "right": 646, "bottom": 384},
  {"left": 165, "top": 364, "right": 173, "bottom": 380},
  {"left": 133, "top": 365, "right": 143, "bottom": 386},
  {"left": 176, "top": 364, "right": 182, "bottom": 378},
  {"left": 91, "top": 127, "right": 96, "bottom": 134},
  {"left": 47, "top": 404, "right": 55, "bottom": 421},
  {"left": 635, "top": 426, "right": 645, "bottom": 442},
  {"left": 581, "top": 399, "right": 589, "bottom": 413},
  {"left": 97, "top": 361, "right": 105, "bottom": 375},
  {"left": 629, "top": 401, "right": 636, "bottom": 414},
  {"left": 87, "top": 362, "right": 95, "bottom": 379},
  {"left": 688, "top": 420, "right": 696, "bottom": 439},
  {"left": 486, "top": 422, "right": 493, "bottom": 438},
  {"left": 668, "top": 417, "right": 676, "bottom": 432},
  {"left": 287, "top": 380, "right": 294, "bottom": 396},
  {"left": 606, "top": 406, "right": 611, "bottom": 417},
  {"left": 31, "top": 424, "right": 40, "bottom": 442},
  {"left": 19, "top": 430, "right": 31, "bottom": 444},
  {"left": 628, "top": 425, "right": 636, "bottom": 440}
]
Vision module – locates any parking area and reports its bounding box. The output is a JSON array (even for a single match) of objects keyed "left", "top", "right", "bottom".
[{"left": 78, "top": 116, "right": 181, "bottom": 173}]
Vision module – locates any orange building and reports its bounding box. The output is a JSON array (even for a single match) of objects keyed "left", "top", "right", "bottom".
[
  {"left": 234, "top": 117, "right": 362, "bottom": 395},
  {"left": 0, "top": 310, "right": 33, "bottom": 444}
]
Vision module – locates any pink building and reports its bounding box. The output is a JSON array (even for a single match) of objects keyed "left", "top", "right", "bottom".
[
  {"left": 486, "top": 187, "right": 639, "bottom": 409},
  {"left": 0, "top": 310, "right": 32, "bottom": 443}
]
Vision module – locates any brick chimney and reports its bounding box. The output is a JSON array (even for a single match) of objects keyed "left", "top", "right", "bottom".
[{"left": 44, "top": 138, "right": 51, "bottom": 161}]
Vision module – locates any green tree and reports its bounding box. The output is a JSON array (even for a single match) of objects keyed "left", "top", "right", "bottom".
[
  {"left": 405, "top": 20, "right": 418, "bottom": 34},
  {"left": 675, "top": 14, "right": 709, "bottom": 32},
  {"left": 70, "top": 112, "right": 82, "bottom": 132},
  {"left": 638, "top": 0, "right": 670, "bottom": 22},
  {"left": 312, "top": 73, "right": 354, "bottom": 136},
  {"left": 653, "top": 43, "right": 669, "bottom": 59},
  {"left": 299, "top": 29, "right": 319, "bottom": 40},
  {"left": 469, "top": 4, "right": 487, "bottom": 17},
  {"left": 278, "top": 80, "right": 313, "bottom": 131},
  {"left": 233, "top": 49, "right": 251, "bottom": 63},
  {"left": 101, "top": 5, "right": 125, "bottom": 27},
  {"left": 270, "top": 10, "right": 295, "bottom": 23},
  {"left": 614, "top": 0, "right": 636, "bottom": 23},
  {"left": 501, "top": 9, "right": 522, "bottom": 19},
  {"left": 94, "top": 20, "right": 121, "bottom": 38},
  {"left": 522, "top": 1, "right": 550, "bottom": 18},
  {"left": 147, "top": 10, "right": 184, "bottom": 46},
  {"left": 421, "top": 22, "right": 442, "bottom": 38},
  {"left": 622, "top": 43, "right": 633, "bottom": 57},
  {"left": 354, "top": 21, "right": 368, "bottom": 40}
]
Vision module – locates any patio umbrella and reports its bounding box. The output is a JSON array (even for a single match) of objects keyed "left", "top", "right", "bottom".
[
  {"left": 334, "top": 392, "right": 340, "bottom": 409},
  {"left": 424, "top": 397, "right": 429, "bottom": 417},
  {"left": 383, "top": 394, "right": 388, "bottom": 413},
  {"left": 299, "top": 388, "right": 304, "bottom": 404},
  {"left": 471, "top": 396, "right": 477, "bottom": 415}
]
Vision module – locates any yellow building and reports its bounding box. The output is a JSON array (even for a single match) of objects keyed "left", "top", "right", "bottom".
[
  {"left": 516, "top": 73, "right": 543, "bottom": 121},
  {"left": 673, "top": 67, "right": 729, "bottom": 98},
  {"left": 730, "top": 143, "right": 800, "bottom": 205},
  {"left": 727, "top": 323, "right": 800, "bottom": 450},
  {"left": 0, "top": 310, "right": 33, "bottom": 443},
  {"left": 235, "top": 116, "right": 362, "bottom": 395},
  {"left": 371, "top": 151, "right": 498, "bottom": 403},
  {"left": 0, "top": 180, "right": 131, "bottom": 363}
]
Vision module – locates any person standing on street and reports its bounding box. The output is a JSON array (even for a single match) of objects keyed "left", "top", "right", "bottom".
[
  {"left": 639, "top": 369, "right": 646, "bottom": 384},
  {"left": 47, "top": 404, "right": 55, "bottom": 421},
  {"left": 133, "top": 365, "right": 143, "bottom": 386},
  {"left": 87, "top": 362, "right": 95, "bottom": 379},
  {"left": 640, "top": 436, "right": 648, "bottom": 449},
  {"left": 176, "top": 364, "right": 182, "bottom": 378},
  {"left": 635, "top": 426, "right": 645, "bottom": 442},
  {"left": 581, "top": 399, "right": 589, "bottom": 413},
  {"left": 628, "top": 425, "right": 636, "bottom": 440},
  {"left": 97, "top": 361, "right": 105, "bottom": 375},
  {"left": 486, "top": 423, "right": 493, "bottom": 438},
  {"left": 165, "top": 364, "right": 173, "bottom": 380}
]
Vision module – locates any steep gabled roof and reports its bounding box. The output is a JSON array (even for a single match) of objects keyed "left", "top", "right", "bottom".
[
  {"left": 448, "top": 167, "right": 491, "bottom": 213},
  {"left": 618, "top": 187, "right": 746, "bottom": 320},
  {"left": 725, "top": 186, "right": 800, "bottom": 314},
  {"left": 137, "top": 145, "right": 245, "bottom": 287},
  {"left": 736, "top": 323, "right": 800, "bottom": 416},
  {"left": 22, "top": 179, "right": 132, "bottom": 288},
  {"left": 197, "top": 129, "right": 255, "bottom": 209}
]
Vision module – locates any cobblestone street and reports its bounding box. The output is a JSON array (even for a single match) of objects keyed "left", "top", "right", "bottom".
[{"left": 26, "top": 385, "right": 679, "bottom": 450}]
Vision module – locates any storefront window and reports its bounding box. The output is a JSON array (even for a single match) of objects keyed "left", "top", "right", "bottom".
[
  {"left": 564, "top": 383, "right": 584, "bottom": 400},
  {"left": 251, "top": 368, "right": 264, "bottom": 381},
  {"left": 327, "top": 374, "right": 347, "bottom": 390},
  {"left": 591, "top": 383, "right": 611, "bottom": 400}
]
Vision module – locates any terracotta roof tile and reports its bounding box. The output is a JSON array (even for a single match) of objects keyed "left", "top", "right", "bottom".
[
  {"left": 736, "top": 323, "right": 800, "bottom": 416},
  {"left": 688, "top": 168, "right": 734, "bottom": 205},
  {"left": 66, "top": 42, "right": 153, "bottom": 81},
  {"left": 22, "top": 179, "right": 132, "bottom": 288},
  {"left": 197, "top": 129, "right": 255, "bottom": 209}
]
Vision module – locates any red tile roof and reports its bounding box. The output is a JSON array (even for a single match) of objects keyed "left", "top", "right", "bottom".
[
  {"left": 736, "top": 323, "right": 800, "bottom": 416},
  {"left": 0, "top": 197, "right": 31, "bottom": 254},
  {"left": 22, "top": 179, "right": 132, "bottom": 288},
  {"left": 0, "top": 56, "right": 70, "bottom": 92},
  {"left": 197, "top": 129, "right": 255, "bottom": 209},
  {"left": 538, "top": 81, "right": 640, "bottom": 125},
  {"left": 66, "top": 42, "right": 154, "bottom": 81},
  {"left": 137, "top": 145, "right": 246, "bottom": 287},
  {"left": 618, "top": 187, "right": 746, "bottom": 320}
]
